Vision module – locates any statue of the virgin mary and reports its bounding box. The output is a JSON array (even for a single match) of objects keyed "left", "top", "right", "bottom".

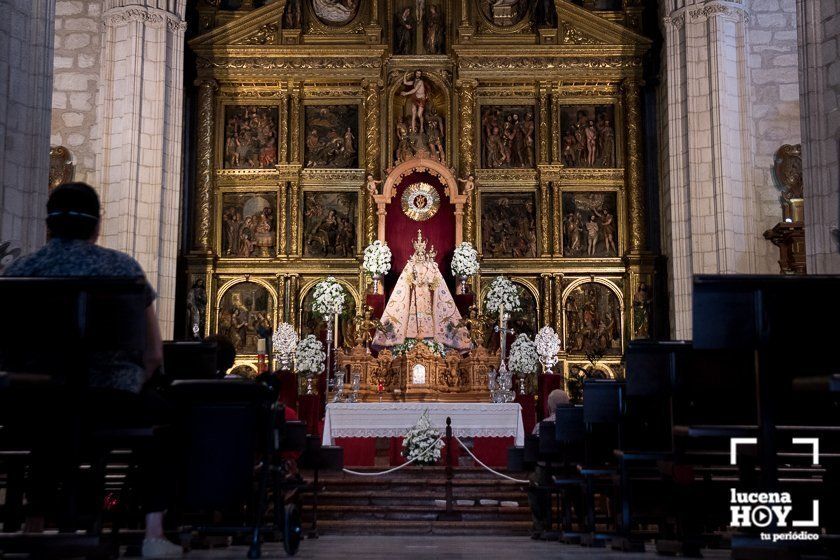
[{"left": 373, "top": 231, "right": 472, "bottom": 351}]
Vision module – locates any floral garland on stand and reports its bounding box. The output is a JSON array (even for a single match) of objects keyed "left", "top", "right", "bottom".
[
  {"left": 534, "top": 326, "right": 561, "bottom": 374},
  {"left": 402, "top": 410, "right": 444, "bottom": 466},
  {"left": 509, "top": 333, "right": 538, "bottom": 394},
  {"left": 311, "top": 276, "right": 344, "bottom": 399},
  {"left": 484, "top": 276, "right": 521, "bottom": 317},
  {"left": 362, "top": 240, "right": 392, "bottom": 294},
  {"left": 295, "top": 335, "right": 325, "bottom": 395},
  {"left": 451, "top": 242, "right": 479, "bottom": 294},
  {"left": 272, "top": 322, "right": 298, "bottom": 371},
  {"left": 311, "top": 276, "right": 345, "bottom": 317}
]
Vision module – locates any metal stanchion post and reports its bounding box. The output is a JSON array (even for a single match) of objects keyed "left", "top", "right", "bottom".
[{"left": 437, "top": 417, "right": 462, "bottom": 521}]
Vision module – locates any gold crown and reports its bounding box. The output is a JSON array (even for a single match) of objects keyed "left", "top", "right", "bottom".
[{"left": 411, "top": 230, "right": 436, "bottom": 263}]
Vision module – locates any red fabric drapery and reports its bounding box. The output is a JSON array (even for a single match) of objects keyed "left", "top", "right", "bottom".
[{"left": 384, "top": 171, "right": 456, "bottom": 294}]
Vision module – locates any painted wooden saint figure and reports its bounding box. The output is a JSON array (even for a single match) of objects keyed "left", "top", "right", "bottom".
[{"left": 373, "top": 231, "right": 471, "bottom": 351}]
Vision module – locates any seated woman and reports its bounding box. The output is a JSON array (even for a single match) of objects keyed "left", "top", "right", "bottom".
[{"left": 4, "top": 183, "right": 181, "bottom": 558}]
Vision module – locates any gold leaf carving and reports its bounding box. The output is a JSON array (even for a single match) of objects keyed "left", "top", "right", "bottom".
[
  {"left": 560, "top": 23, "right": 600, "bottom": 45},
  {"left": 239, "top": 23, "right": 279, "bottom": 45}
]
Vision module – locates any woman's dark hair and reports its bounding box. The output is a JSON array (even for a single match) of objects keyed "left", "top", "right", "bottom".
[
  {"left": 46, "top": 182, "right": 100, "bottom": 240},
  {"left": 205, "top": 334, "right": 236, "bottom": 377}
]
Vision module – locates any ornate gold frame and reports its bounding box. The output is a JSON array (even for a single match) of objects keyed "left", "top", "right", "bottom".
[{"left": 185, "top": 0, "right": 659, "bottom": 379}]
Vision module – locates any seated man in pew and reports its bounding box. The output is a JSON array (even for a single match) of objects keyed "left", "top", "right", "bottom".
[
  {"left": 2, "top": 183, "right": 182, "bottom": 558},
  {"left": 527, "top": 389, "right": 571, "bottom": 539}
]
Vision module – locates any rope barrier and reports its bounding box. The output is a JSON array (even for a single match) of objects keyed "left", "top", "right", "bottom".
[
  {"left": 454, "top": 435, "right": 529, "bottom": 484},
  {"left": 341, "top": 435, "right": 443, "bottom": 477}
]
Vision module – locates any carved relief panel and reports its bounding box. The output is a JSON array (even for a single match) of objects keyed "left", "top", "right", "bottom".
[{"left": 222, "top": 105, "right": 280, "bottom": 169}]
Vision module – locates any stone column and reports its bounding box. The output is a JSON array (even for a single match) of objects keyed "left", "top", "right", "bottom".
[
  {"left": 540, "top": 273, "right": 552, "bottom": 328},
  {"left": 538, "top": 84, "right": 550, "bottom": 164},
  {"left": 289, "top": 177, "right": 301, "bottom": 256},
  {"left": 0, "top": 0, "right": 55, "bottom": 262},
  {"left": 552, "top": 182, "right": 562, "bottom": 255},
  {"left": 796, "top": 0, "right": 840, "bottom": 273},
  {"left": 194, "top": 78, "right": 217, "bottom": 253},
  {"left": 289, "top": 87, "right": 301, "bottom": 163},
  {"left": 550, "top": 86, "right": 560, "bottom": 163},
  {"left": 539, "top": 177, "right": 551, "bottom": 257},
  {"left": 278, "top": 178, "right": 288, "bottom": 256},
  {"left": 660, "top": 0, "right": 754, "bottom": 338},
  {"left": 276, "top": 273, "right": 286, "bottom": 325},
  {"left": 364, "top": 79, "right": 382, "bottom": 245},
  {"left": 279, "top": 91, "right": 289, "bottom": 163},
  {"left": 100, "top": 0, "right": 188, "bottom": 337},
  {"left": 623, "top": 78, "right": 647, "bottom": 255},
  {"left": 457, "top": 79, "right": 478, "bottom": 244},
  {"left": 552, "top": 274, "right": 564, "bottom": 340},
  {"left": 289, "top": 274, "right": 300, "bottom": 329}
]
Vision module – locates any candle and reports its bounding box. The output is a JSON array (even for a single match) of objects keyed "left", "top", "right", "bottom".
[
  {"left": 334, "top": 313, "right": 339, "bottom": 349},
  {"left": 257, "top": 339, "right": 266, "bottom": 354}
]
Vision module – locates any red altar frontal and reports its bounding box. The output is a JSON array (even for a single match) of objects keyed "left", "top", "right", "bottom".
[{"left": 323, "top": 402, "right": 525, "bottom": 468}]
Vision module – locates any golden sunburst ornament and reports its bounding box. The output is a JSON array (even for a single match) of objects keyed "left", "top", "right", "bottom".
[{"left": 401, "top": 182, "right": 441, "bottom": 222}]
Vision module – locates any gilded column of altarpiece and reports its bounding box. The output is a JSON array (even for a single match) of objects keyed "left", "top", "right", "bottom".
[{"left": 184, "top": 0, "right": 658, "bottom": 378}]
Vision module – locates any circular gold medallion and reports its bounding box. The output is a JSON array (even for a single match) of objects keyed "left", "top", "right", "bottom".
[{"left": 401, "top": 182, "right": 441, "bottom": 222}]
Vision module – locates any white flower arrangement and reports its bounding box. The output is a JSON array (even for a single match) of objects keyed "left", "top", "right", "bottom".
[
  {"left": 451, "top": 242, "right": 480, "bottom": 277},
  {"left": 402, "top": 410, "right": 444, "bottom": 466},
  {"left": 535, "top": 326, "right": 561, "bottom": 364},
  {"left": 484, "top": 276, "right": 521, "bottom": 316},
  {"left": 311, "top": 276, "right": 344, "bottom": 317},
  {"left": 508, "top": 333, "right": 538, "bottom": 375},
  {"left": 272, "top": 322, "right": 299, "bottom": 357},
  {"left": 294, "top": 335, "right": 325, "bottom": 376},
  {"left": 362, "top": 240, "right": 392, "bottom": 277}
]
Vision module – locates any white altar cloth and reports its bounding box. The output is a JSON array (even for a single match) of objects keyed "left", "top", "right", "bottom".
[{"left": 321, "top": 402, "right": 525, "bottom": 447}]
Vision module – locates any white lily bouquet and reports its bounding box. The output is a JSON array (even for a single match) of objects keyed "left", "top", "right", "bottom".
[
  {"left": 311, "top": 276, "right": 344, "bottom": 317},
  {"left": 294, "top": 335, "right": 325, "bottom": 376},
  {"left": 535, "top": 326, "right": 561, "bottom": 373},
  {"left": 362, "top": 240, "right": 392, "bottom": 277},
  {"left": 272, "top": 322, "right": 299, "bottom": 370},
  {"left": 484, "top": 276, "right": 521, "bottom": 316},
  {"left": 508, "top": 333, "right": 538, "bottom": 375},
  {"left": 402, "top": 410, "right": 444, "bottom": 466},
  {"left": 451, "top": 242, "right": 480, "bottom": 277}
]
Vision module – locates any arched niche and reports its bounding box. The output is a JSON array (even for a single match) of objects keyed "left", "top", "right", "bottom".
[
  {"left": 369, "top": 153, "right": 469, "bottom": 250},
  {"left": 215, "top": 277, "right": 278, "bottom": 355},
  {"left": 561, "top": 278, "right": 624, "bottom": 357},
  {"left": 298, "top": 277, "right": 360, "bottom": 348},
  {"left": 478, "top": 277, "right": 540, "bottom": 339}
]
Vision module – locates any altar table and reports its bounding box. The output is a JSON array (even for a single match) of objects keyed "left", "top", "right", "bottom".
[
  {"left": 322, "top": 402, "right": 525, "bottom": 467},
  {"left": 322, "top": 402, "right": 525, "bottom": 446}
]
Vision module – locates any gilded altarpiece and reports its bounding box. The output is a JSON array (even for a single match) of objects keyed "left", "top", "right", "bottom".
[{"left": 185, "top": 0, "right": 658, "bottom": 383}]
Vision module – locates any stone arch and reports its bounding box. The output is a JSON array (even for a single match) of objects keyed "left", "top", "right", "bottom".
[{"left": 370, "top": 153, "right": 469, "bottom": 245}]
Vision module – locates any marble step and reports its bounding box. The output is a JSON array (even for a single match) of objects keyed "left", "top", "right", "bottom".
[
  {"left": 309, "top": 519, "right": 533, "bottom": 536},
  {"left": 302, "top": 504, "right": 531, "bottom": 523},
  {"left": 302, "top": 491, "right": 526, "bottom": 507},
  {"left": 312, "top": 477, "right": 527, "bottom": 488}
]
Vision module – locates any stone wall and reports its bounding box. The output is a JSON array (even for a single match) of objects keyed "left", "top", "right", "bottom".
[
  {"left": 0, "top": 0, "right": 55, "bottom": 262},
  {"left": 47, "top": 0, "right": 188, "bottom": 337},
  {"left": 749, "top": 0, "right": 802, "bottom": 273},
  {"left": 658, "top": 0, "right": 803, "bottom": 337},
  {"left": 50, "top": 0, "right": 104, "bottom": 186},
  {"left": 797, "top": 0, "right": 840, "bottom": 273}
]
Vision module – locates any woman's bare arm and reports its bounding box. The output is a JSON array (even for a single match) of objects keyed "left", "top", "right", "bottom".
[{"left": 143, "top": 305, "right": 164, "bottom": 381}]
